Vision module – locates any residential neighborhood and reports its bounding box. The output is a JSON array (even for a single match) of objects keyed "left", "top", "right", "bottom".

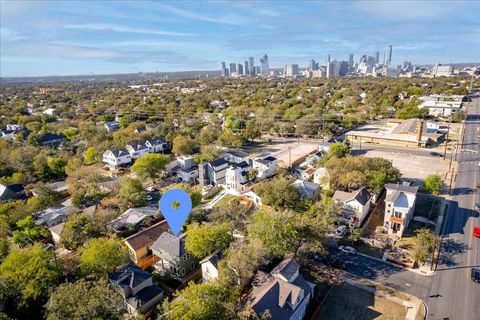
[{"left": 0, "top": 2, "right": 479, "bottom": 319}]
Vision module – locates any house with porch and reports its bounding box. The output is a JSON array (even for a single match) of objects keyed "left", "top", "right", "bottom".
[
  {"left": 102, "top": 149, "right": 132, "bottom": 169},
  {"left": 383, "top": 183, "right": 419, "bottom": 239},
  {"left": 122, "top": 221, "right": 169, "bottom": 269},
  {"left": 252, "top": 155, "right": 277, "bottom": 179},
  {"left": 150, "top": 232, "right": 199, "bottom": 283},
  {"left": 110, "top": 263, "right": 164, "bottom": 317},
  {"left": 333, "top": 187, "right": 372, "bottom": 227}
]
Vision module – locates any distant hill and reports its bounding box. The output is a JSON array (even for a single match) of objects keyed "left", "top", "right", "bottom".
[{"left": 0, "top": 70, "right": 222, "bottom": 84}]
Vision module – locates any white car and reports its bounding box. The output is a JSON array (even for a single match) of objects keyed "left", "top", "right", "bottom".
[
  {"left": 146, "top": 187, "right": 155, "bottom": 192},
  {"left": 336, "top": 225, "right": 347, "bottom": 237},
  {"left": 339, "top": 245, "right": 356, "bottom": 255}
]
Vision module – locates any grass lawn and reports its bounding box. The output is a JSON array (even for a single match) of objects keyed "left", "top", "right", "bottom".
[
  {"left": 213, "top": 194, "right": 238, "bottom": 208},
  {"left": 317, "top": 283, "right": 407, "bottom": 320},
  {"left": 396, "top": 220, "right": 435, "bottom": 258}
]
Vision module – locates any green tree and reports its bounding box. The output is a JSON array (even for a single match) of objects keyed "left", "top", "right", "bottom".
[
  {"left": 12, "top": 216, "right": 49, "bottom": 246},
  {"left": 0, "top": 244, "right": 61, "bottom": 309},
  {"left": 169, "top": 183, "right": 202, "bottom": 207},
  {"left": 414, "top": 228, "right": 439, "bottom": 264},
  {"left": 423, "top": 175, "right": 443, "bottom": 195},
  {"left": 79, "top": 238, "right": 127, "bottom": 277},
  {"left": 84, "top": 146, "right": 96, "bottom": 165},
  {"left": 161, "top": 282, "right": 238, "bottom": 320},
  {"left": 118, "top": 177, "right": 147, "bottom": 209},
  {"left": 172, "top": 135, "right": 196, "bottom": 155},
  {"left": 254, "top": 176, "right": 301, "bottom": 210},
  {"left": 131, "top": 153, "right": 170, "bottom": 183},
  {"left": 47, "top": 156, "right": 67, "bottom": 179},
  {"left": 61, "top": 212, "right": 111, "bottom": 250},
  {"left": 210, "top": 198, "right": 253, "bottom": 232},
  {"left": 218, "top": 239, "right": 266, "bottom": 289},
  {"left": 247, "top": 210, "right": 297, "bottom": 258},
  {"left": 45, "top": 279, "right": 124, "bottom": 320},
  {"left": 185, "top": 223, "right": 233, "bottom": 258},
  {"left": 328, "top": 142, "right": 351, "bottom": 158}
]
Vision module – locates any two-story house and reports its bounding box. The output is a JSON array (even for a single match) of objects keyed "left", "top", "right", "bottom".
[
  {"left": 252, "top": 155, "right": 277, "bottom": 179},
  {"left": 109, "top": 263, "right": 164, "bottom": 316},
  {"left": 225, "top": 161, "right": 250, "bottom": 192},
  {"left": 150, "top": 232, "right": 199, "bottom": 283},
  {"left": 144, "top": 137, "right": 168, "bottom": 153},
  {"left": 104, "top": 121, "right": 120, "bottom": 133},
  {"left": 293, "top": 179, "right": 321, "bottom": 201},
  {"left": 126, "top": 142, "right": 149, "bottom": 160},
  {"left": 245, "top": 259, "right": 315, "bottom": 320},
  {"left": 103, "top": 149, "right": 132, "bottom": 169},
  {"left": 176, "top": 156, "right": 198, "bottom": 184},
  {"left": 198, "top": 158, "right": 229, "bottom": 187},
  {"left": 383, "top": 183, "right": 419, "bottom": 239},
  {"left": 223, "top": 150, "right": 249, "bottom": 164},
  {"left": 122, "top": 221, "right": 169, "bottom": 269},
  {"left": 0, "top": 183, "right": 26, "bottom": 201},
  {"left": 333, "top": 187, "right": 372, "bottom": 227},
  {"left": 313, "top": 167, "right": 330, "bottom": 189}
]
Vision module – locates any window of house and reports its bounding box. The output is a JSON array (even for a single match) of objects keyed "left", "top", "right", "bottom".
[
  {"left": 394, "top": 212, "right": 402, "bottom": 218},
  {"left": 191, "top": 262, "right": 195, "bottom": 270},
  {"left": 180, "top": 268, "right": 185, "bottom": 276},
  {"left": 388, "top": 203, "right": 391, "bottom": 207},
  {"left": 205, "top": 266, "right": 209, "bottom": 273}
]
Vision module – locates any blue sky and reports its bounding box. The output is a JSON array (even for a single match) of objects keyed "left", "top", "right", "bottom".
[{"left": 1, "top": 0, "right": 479, "bottom": 77}]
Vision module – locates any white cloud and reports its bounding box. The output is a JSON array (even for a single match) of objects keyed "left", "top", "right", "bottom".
[
  {"left": 155, "top": 3, "right": 250, "bottom": 26},
  {"left": 64, "top": 23, "right": 194, "bottom": 37}
]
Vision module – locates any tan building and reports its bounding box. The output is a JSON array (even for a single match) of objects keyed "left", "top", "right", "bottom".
[{"left": 346, "top": 119, "right": 444, "bottom": 148}]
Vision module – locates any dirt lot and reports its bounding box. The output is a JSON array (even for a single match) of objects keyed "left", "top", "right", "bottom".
[
  {"left": 317, "top": 283, "right": 409, "bottom": 320},
  {"left": 246, "top": 138, "right": 319, "bottom": 167},
  {"left": 361, "top": 149, "right": 449, "bottom": 183}
]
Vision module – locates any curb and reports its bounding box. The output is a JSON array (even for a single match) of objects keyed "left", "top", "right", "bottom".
[{"left": 356, "top": 252, "right": 436, "bottom": 277}]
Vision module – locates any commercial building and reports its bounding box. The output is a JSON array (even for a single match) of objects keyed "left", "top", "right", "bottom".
[
  {"left": 345, "top": 118, "right": 445, "bottom": 148},
  {"left": 432, "top": 63, "right": 453, "bottom": 77},
  {"left": 249, "top": 57, "right": 254, "bottom": 75},
  {"left": 284, "top": 64, "right": 299, "bottom": 77},
  {"left": 260, "top": 54, "right": 269, "bottom": 76},
  {"left": 418, "top": 94, "right": 465, "bottom": 117}
]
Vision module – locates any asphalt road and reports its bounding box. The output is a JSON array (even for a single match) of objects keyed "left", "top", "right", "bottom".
[{"left": 425, "top": 98, "right": 480, "bottom": 320}]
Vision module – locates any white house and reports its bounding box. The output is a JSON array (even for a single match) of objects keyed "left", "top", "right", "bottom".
[
  {"left": 223, "top": 150, "right": 249, "bottom": 164},
  {"left": 383, "top": 183, "right": 419, "bottom": 239},
  {"left": 313, "top": 167, "right": 330, "bottom": 188},
  {"left": 176, "top": 156, "right": 198, "bottom": 183},
  {"left": 225, "top": 161, "right": 250, "bottom": 192},
  {"left": 252, "top": 155, "right": 277, "bottom": 179},
  {"left": 333, "top": 188, "right": 372, "bottom": 227},
  {"left": 103, "top": 149, "right": 132, "bottom": 169},
  {"left": 126, "top": 142, "right": 149, "bottom": 160},
  {"left": 241, "top": 190, "right": 263, "bottom": 207},
  {"left": 144, "top": 137, "right": 168, "bottom": 153},
  {"left": 200, "top": 250, "right": 222, "bottom": 283},
  {"left": 104, "top": 121, "right": 120, "bottom": 133},
  {"left": 49, "top": 222, "right": 65, "bottom": 245},
  {"left": 293, "top": 179, "right": 321, "bottom": 201}
]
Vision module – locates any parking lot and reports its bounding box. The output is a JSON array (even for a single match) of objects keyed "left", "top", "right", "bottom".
[{"left": 359, "top": 149, "right": 449, "bottom": 183}]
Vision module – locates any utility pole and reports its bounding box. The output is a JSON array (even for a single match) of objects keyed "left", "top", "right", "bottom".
[
  {"left": 443, "top": 116, "right": 451, "bottom": 160},
  {"left": 288, "top": 146, "right": 291, "bottom": 168}
]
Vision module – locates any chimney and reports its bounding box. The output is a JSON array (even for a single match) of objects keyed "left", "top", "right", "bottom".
[{"left": 416, "top": 119, "right": 424, "bottom": 143}]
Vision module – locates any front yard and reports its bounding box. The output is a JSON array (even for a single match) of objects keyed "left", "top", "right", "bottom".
[{"left": 317, "top": 283, "right": 408, "bottom": 320}]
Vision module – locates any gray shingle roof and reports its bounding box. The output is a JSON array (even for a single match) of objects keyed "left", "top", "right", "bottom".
[
  {"left": 150, "top": 232, "right": 186, "bottom": 258},
  {"left": 385, "top": 183, "right": 419, "bottom": 195}
]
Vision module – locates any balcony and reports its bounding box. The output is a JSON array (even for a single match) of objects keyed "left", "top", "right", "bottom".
[{"left": 389, "top": 216, "right": 404, "bottom": 224}]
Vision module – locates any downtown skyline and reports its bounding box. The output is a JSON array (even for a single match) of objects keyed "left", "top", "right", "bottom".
[{"left": 1, "top": 0, "right": 479, "bottom": 77}]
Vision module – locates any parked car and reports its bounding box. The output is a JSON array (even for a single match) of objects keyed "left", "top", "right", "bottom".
[
  {"left": 473, "top": 226, "right": 480, "bottom": 238},
  {"left": 146, "top": 195, "right": 153, "bottom": 201},
  {"left": 339, "top": 245, "right": 356, "bottom": 255},
  {"left": 472, "top": 268, "right": 480, "bottom": 283},
  {"left": 475, "top": 202, "right": 480, "bottom": 210},
  {"left": 146, "top": 186, "right": 156, "bottom": 192},
  {"left": 336, "top": 225, "right": 347, "bottom": 237}
]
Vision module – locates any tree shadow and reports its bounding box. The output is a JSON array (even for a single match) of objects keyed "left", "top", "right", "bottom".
[{"left": 436, "top": 238, "right": 470, "bottom": 268}]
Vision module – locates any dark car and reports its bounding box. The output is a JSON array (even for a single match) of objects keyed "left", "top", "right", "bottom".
[{"left": 472, "top": 268, "right": 480, "bottom": 283}]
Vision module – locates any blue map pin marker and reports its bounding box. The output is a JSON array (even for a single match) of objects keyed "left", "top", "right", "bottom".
[{"left": 159, "top": 189, "right": 192, "bottom": 236}]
